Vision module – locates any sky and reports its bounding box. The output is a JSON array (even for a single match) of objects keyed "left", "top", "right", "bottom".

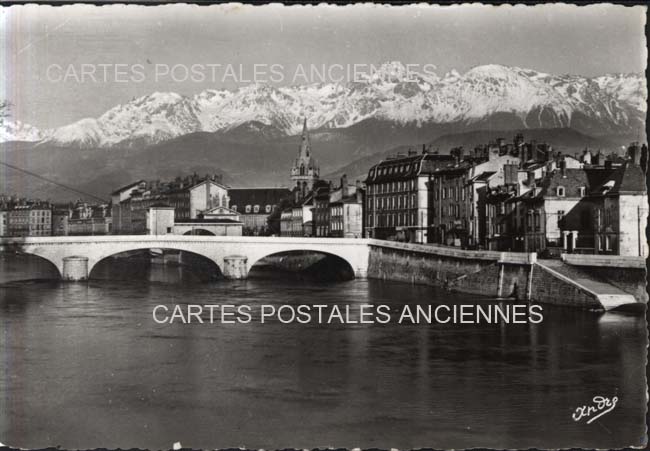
[{"left": 0, "top": 2, "right": 647, "bottom": 129}]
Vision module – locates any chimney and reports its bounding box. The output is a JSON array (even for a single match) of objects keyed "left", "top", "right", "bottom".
[
  {"left": 206, "top": 181, "right": 211, "bottom": 209},
  {"left": 560, "top": 158, "right": 567, "bottom": 177},
  {"left": 545, "top": 147, "right": 553, "bottom": 162},
  {"left": 504, "top": 164, "right": 517, "bottom": 185},
  {"left": 341, "top": 174, "right": 348, "bottom": 197},
  {"left": 527, "top": 171, "right": 535, "bottom": 187},
  {"left": 605, "top": 160, "right": 613, "bottom": 170},
  {"left": 530, "top": 140, "right": 537, "bottom": 161},
  {"left": 594, "top": 150, "right": 604, "bottom": 166},
  {"left": 628, "top": 142, "right": 641, "bottom": 166},
  {"left": 453, "top": 147, "right": 465, "bottom": 165},
  {"left": 514, "top": 134, "right": 524, "bottom": 154},
  {"left": 521, "top": 144, "right": 528, "bottom": 163}
]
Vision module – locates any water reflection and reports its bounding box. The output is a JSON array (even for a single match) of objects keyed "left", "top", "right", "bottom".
[{"left": 0, "top": 253, "right": 646, "bottom": 450}]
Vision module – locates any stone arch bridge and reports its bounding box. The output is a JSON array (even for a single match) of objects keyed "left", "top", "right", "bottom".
[{"left": 0, "top": 235, "right": 370, "bottom": 281}]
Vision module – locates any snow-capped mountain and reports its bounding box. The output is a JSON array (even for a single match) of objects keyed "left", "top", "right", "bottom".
[
  {"left": 0, "top": 101, "right": 45, "bottom": 142},
  {"left": 0, "top": 119, "right": 44, "bottom": 142},
  {"left": 2, "top": 62, "right": 646, "bottom": 147}
]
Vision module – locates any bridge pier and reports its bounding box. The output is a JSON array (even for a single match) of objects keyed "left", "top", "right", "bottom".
[
  {"left": 223, "top": 255, "right": 248, "bottom": 280},
  {"left": 62, "top": 256, "right": 89, "bottom": 281}
]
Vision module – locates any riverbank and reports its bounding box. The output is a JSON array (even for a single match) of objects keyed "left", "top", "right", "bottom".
[{"left": 367, "top": 240, "right": 646, "bottom": 311}]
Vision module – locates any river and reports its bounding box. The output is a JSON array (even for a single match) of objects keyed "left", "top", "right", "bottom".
[{"left": 0, "top": 253, "right": 646, "bottom": 449}]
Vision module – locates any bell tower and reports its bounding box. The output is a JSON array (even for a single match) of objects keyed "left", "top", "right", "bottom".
[{"left": 290, "top": 117, "right": 320, "bottom": 198}]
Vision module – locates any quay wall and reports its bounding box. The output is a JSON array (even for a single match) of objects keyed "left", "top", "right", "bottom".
[
  {"left": 574, "top": 267, "right": 647, "bottom": 303},
  {"left": 367, "top": 240, "right": 533, "bottom": 299},
  {"left": 529, "top": 263, "right": 603, "bottom": 309},
  {"left": 367, "top": 240, "right": 645, "bottom": 309},
  {"left": 561, "top": 254, "right": 647, "bottom": 303},
  {"left": 367, "top": 240, "right": 498, "bottom": 291}
]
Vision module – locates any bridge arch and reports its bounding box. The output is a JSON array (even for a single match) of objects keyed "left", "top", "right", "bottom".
[
  {"left": 1, "top": 251, "right": 62, "bottom": 280},
  {"left": 88, "top": 247, "right": 223, "bottom": 280},
  {"left": 247, "top": 249, "right": 356, "bottom": 280}
]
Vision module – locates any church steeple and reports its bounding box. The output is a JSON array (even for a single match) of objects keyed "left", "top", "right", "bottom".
[
  {"left": 291, "top": 117, "right": 319, "bottom": 199},
  {"left": 299, "top": 117, "right": 311, "bottom": 158}
]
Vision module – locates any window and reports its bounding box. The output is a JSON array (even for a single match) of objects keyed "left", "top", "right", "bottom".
[
  {"left": 557, "top": 210, "right": 565, "bottom": 227},
  {"left": 231, "top": 205, "right": 237, "bottom": 212},
  {"left": 557, "top": 186, "right": 565, "bottom": 197},
  {"left": 245, "top": 205, "right": 252, "bottom": 213},
  {"left": 579, "top": 186, "right": 586, "bottom": 197},
  {"left": 253, "top": 205, "right": 260, "bottom": 213}
]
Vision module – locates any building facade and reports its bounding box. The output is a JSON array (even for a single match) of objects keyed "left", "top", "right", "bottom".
[
  {"left": 111, "top": 174, "right": 229, "bottom": 234},
  {"left": 429, "top": 150, "right": 522, "bottom": 248},
  {"left": 328, "top": 175, "right": 364, "bottom": 238},
  {"left": 364, "top": 149, "right": 455, "bottom": 243},
  {"left": 228, "top": 188, "right": 292, "bottom": 235},
  {"left": 68, "top": 203, "right": 111, "bottom": 235},
  {"left": 0, "top": 210, "right": 7, "bottom": 237},
  {"left": 483, "top": 143, "right": 648, "bottom": 257},
  {"left": 5, "top": 203, "right": 52, "bottom": 237}
]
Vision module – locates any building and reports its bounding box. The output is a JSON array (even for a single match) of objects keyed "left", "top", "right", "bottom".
[
  {"left": 290, "top": 118, "right": 320, "bottom": 199},
  {"left": 591, "top": 144, "right": 647, "bottom": 256},
  {"left": 0, "top": 210, "right": 7, "bottom": 237},
  {"left": 51, "top": 209, "right": 70, "bottom": 236},
  {"left": 111, "top": 174, "right": 229, "bottom": 234},
  {"left": 364, "top": 148, "right": 455, "bottom": 243},
  {"left": 291, "top": 193, "right": 314, "bottom": 237},
  {"left": 228, "top": 188, "right": 292, "bottom": 235},
  {"left": 68, "top": 202, "right": 111, "bottom": 235},
  {"left": 280, "top": 209, "right": 293, "bottom": 237},
  {"left": 5, "top": 203, "right": 52, "bottom": 237},
  {"left": 485, "top": 142, "right": 648, "bottom": 257},
  {"left": 429, "top": 146, "right": 522, "bottom": 247},
  {"left": 146, "top": 203, "right": 243, "bottom": 236},
  {"left": 312, "top": 182, "right": 333, "bottom": 237},
  {"left": 146, "top": 204, "right": 176, "bottom": 235},
  {"left": 328, "top": 175, "right": 364, "bottom": 238}
]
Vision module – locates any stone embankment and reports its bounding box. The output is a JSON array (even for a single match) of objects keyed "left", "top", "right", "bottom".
[{"left": 367, "top": 239, "right": 645, "bottom": 311}]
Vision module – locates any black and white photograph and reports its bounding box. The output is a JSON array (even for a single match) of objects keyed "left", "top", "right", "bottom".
[{"left": 0, "top": 2, "right": 647, "bottom": 450}]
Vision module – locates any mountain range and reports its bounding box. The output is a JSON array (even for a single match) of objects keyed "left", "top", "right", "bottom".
[{"left": 0, "top": 62, "right": 645, "bottom": 200}]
